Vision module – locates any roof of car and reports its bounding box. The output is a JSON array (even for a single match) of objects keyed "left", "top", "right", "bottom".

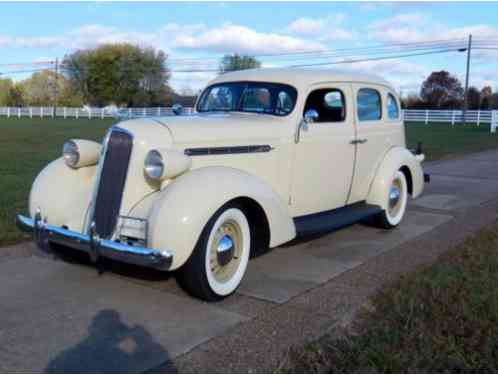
[{"left": 209, "top": 68, "right": 393, "bottom": 90}]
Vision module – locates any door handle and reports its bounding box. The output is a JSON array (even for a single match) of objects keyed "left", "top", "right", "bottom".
[{"left": 350, "top": 139, "right": 368, "bottom": 145}]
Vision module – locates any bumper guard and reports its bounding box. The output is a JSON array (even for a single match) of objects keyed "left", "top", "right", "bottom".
[{"left": 16, "top": 211, "right": 173, "bottom": 271}]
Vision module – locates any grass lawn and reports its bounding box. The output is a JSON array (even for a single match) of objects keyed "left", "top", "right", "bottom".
[
  {"left": 0, "top": 118, "right": 498, "bottom": 246},
  {"left": 282, "top": 221, "right": 498, "bottom": 373},
  {"left": 406, "top": 122, "right": 498, "bottom": 161}
]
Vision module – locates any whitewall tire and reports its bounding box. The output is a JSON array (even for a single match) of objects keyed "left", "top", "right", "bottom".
[
  {"left": 177, "top": 203, "right": 251, "bottom": 301},
  {"left": 374, "top": 170, "right": 408, "bottom": 229}
]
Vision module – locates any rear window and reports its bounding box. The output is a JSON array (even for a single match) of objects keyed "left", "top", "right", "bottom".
[{"left": 387, "top": 93, "right": 400, "bottom": 120}]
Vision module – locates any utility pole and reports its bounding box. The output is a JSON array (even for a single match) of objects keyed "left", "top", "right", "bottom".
[
  {"left": 54, "top": 58, "right": 59, "bottom": 116},
  {"left": 462, "top": 34, "right": 472, "bottom": 124}
]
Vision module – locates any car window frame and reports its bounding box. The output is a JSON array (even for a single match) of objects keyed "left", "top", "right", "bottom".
[
  {"left": 196, "top": 81, "right": 298, "bottom": 117},
  {"left": 303, "top": 87, "right": 347, "bottom": 124},
  {"left": 386, "top": 92, "right": 400, "bottom": 121},
  {"left": 357, "top": 87, "right": 383, "bottom": 122}
]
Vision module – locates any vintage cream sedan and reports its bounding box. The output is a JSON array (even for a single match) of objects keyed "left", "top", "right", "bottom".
[{"left": 17, "top": 68, "right": 427, "bottom": 301}]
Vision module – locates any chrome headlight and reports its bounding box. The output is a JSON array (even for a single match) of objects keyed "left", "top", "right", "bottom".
[
  {"left": 62, "top": 139, "right": 100, "bottom": 169},
  {"left": 144, "top": 149, "right": 192, "bottom": 181},
  {"left": 144, "top": 150, "right": 164, "bottom": 180},
  {"left": 63, "top": 140, "right": 79, "bottom": 168}
]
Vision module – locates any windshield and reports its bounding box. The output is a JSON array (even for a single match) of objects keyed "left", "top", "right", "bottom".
[{"left": 197, "top": 81, "right": 298, "bottom": 116}]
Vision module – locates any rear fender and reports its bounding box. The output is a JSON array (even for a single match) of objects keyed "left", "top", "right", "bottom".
[{"left": 366, "top": 147, "right": 424, "bottom": 210}]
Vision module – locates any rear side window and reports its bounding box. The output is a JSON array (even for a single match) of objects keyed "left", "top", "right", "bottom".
[
  {"left": 387, "top": 93, "right": 400, "bottom": 120},
  {"left": 303, "top": 89, "right": 346, "bottom": 123},
  {"left": 357, "top": 88, "right": 382, "bottom": 121}
]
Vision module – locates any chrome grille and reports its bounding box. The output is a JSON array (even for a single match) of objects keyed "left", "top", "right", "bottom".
[{"left": 93, "top": 128, "right": 133, "bottom": 238}]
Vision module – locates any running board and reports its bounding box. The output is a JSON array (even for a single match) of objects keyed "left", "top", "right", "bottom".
[{"left": 293, "top": 202, "right": 383, "bottom": 237}]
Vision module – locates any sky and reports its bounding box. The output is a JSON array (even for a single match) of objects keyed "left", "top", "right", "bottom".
[{"left": 1, "top": 1, "right": 498, "bottom": 96}]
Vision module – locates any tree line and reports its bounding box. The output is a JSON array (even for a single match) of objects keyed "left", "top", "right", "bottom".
[
  {"left": 403, "top": 70, "right": 498, "bottom": 110},
  {"left": 0, "top": 43, "right": 497, "bottom": 110}
]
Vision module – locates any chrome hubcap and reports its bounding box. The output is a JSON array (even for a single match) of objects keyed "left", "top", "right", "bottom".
[
  {"left": 216, "top": 234, "right": 234, "bottom": 266},
  {"left": 389, "top": 186, "right": 401, "bottom": 209},
  {"left": 209, "top": 220, "right": 243, "bottom": 283}
]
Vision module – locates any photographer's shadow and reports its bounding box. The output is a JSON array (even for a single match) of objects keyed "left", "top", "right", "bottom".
[{"left": 45, "top": 309, "right": 176, "bottom": 373}]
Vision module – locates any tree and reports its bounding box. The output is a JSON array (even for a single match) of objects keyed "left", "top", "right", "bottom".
[
  {"left": 480, "top": 86, "right": 493, "bottom": 110},
  {"left": 420, "top": 71, "right": 464, "bottom": 109},
  {"left": 0, "top": 78, "right": 14, "bottom": 106},
  {"left": 402, "top": 94, "right": 426, "bottom": 109},
  {"left": 62, "top": 43, "right": 171, "bottom": 107},
  {"left": 466, "top": 86, "right": 481, "bottom": 110},
  {"left": 490, "top": 93, "right": 498, "bottom": 110},
  {"left": 5, "top": 83, "right": 26, "bottom": 106},
  {"left": 219, "top": 54, "right": 261, "bottom": 74},
  {"left": 17, "top": 70, "right": 84, "bottom": 107}
]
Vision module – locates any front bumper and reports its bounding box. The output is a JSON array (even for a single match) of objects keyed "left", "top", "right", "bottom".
[{"left": 16, "top": 212, "right": 173, "bottom": 271}]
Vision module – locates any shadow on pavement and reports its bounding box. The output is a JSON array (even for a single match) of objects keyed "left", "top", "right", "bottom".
[{"left": 45, "top": 309, "right": 177, "bottom": 374}]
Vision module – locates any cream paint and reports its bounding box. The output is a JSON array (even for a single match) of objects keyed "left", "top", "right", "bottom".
[
  {"left": 146, "top": 167, "right": 296, "bottom": 270},
  {"left": 366, "top": 147, "right": 424, "bottom": 210},
  {"left": 348, "top": 83, "right": 406, "bottom": 204},
  {"left": 29, "top": 158, "right": 96, "bottom": 232},
  {"left": 290, "top": 82, "right": 356, "bottom": 216},
  {"left": 147, "top": 148, "right": 192, "bottom": 180},
  {"left": 68, "top": 139, "right": 101, "bottom": 169},
  {"left": 25, "top": 68, "right": 425, "bottom": 272}
]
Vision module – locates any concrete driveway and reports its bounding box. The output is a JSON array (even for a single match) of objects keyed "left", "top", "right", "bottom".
[{"left": 1, "top": 149, "right": 498, "bottom": 373}]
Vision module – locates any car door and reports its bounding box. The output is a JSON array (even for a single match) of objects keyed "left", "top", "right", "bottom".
[
  {"left": 290, "top": 83, "right": 356, "bottom": 217},
  {"left": 348, "top": 84, "right": 395, "bottom": 204}
]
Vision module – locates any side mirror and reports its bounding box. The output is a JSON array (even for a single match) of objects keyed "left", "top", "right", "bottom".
[
  {"left": 303, "top": 109, "right": 319, "bottom": 124},
  {"left": 295, "top": 109, "right": 319, "bottom": 144},
  {"left": 172, "top": 104, "right": 183, "bottom": 116}
]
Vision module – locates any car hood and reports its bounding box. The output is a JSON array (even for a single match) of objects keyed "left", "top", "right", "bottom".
[{"left": 154, "top": 112, "right": 290, "bottom": 145}]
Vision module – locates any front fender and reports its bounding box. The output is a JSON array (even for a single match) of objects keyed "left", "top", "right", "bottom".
[
  {"left": 29, "top": 158, "right": 96, "bottom": 231},
  {"left": 141, "top": 167, "right": 296, "bottom": 270},
  {"left": 366, "top": 147, "right": 424, "bottom": 210}
]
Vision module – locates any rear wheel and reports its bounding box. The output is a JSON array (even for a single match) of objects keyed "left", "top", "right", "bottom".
[
  {"left": 374, "top": 170, "right": 408, "bottom": 229},
  {"left": 177, "top": 203, "right": 251, "bottom": 301}
]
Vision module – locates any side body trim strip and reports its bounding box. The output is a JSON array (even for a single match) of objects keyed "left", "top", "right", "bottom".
[{"left": 184, "top": 144, "right": 273, "bottom": 156}]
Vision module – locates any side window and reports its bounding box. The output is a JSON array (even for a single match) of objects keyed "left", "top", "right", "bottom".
[
  {"left": 387, "top": 93, "right": 400, "bottom": 120},
  {"left": 303, "top": 89, "right": 346, "bottom": 123},
  {"left": 357, "top": 88, "right": 382, "bottom": 121}
]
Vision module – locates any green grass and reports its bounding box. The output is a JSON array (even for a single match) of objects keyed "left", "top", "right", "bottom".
[
  {"left": 1, "top": 118, "right": 498, "bottom": 247},
  {"left": 0, "top": 117, "right": 114, "bottom": 246},
  {"left": 281, "top": 221, "right": 498, "bottom": 373},
  {"left": 406, "top": 122, "right": 498, "bottom": 161}
]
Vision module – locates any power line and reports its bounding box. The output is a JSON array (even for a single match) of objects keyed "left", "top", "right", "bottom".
[
  {"left": 0, "top": 60, "right": 54, "bottom": 67},
  {"left": 2, "top": 38, "right": 498, "bottom": 76},
  {"left": 167, "top": 39, "right": 469, "bottom": 64},
  {"left": 166, "top": 49, "right": 462, "bottom": 73},
  {"left": 288, "top": 48, "right": 465, "bottom": 68},
  {"left": 0, "top": 68, "right": 51, "bottom": 75}
]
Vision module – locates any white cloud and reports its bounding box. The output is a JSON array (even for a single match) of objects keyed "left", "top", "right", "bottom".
[
  {"left": 368, "top": 12, "right": 498, "bottom": 45},
  {"left": 0, "top": 22, "right": 325, "bottom": 55},
  {"left": 169, "top": 71, "right": 216, "bottom": 93},
  {"left": 286, "top": 14, "right": 353, "bottom": 42},
  {"left": 337, "top": 59, "right": 430, "bottom": 94},
  {"left": 173, "top": 23, "right": 326, "bottom": 54},
  {"left": 367, "top": 13, "right": 436, "bottom": 43}
]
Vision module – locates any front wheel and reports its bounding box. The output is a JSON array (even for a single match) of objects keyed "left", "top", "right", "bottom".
[
  {"left": 177, "top": 204, "right": 251, "bottom": 301},
  {"left": 374, "top": 170, "right": 408, "bottom": 229}
]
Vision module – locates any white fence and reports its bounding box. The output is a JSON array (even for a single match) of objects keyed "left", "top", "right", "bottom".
[
  {"left": 402, "top": 109, "right": 494, "bottom": 126},
  {"left": 1, "top": 106, "right": 497, "bottom": 132},
  {"left": 0, "top": 106, "right": 195, "bottom": 119}
]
